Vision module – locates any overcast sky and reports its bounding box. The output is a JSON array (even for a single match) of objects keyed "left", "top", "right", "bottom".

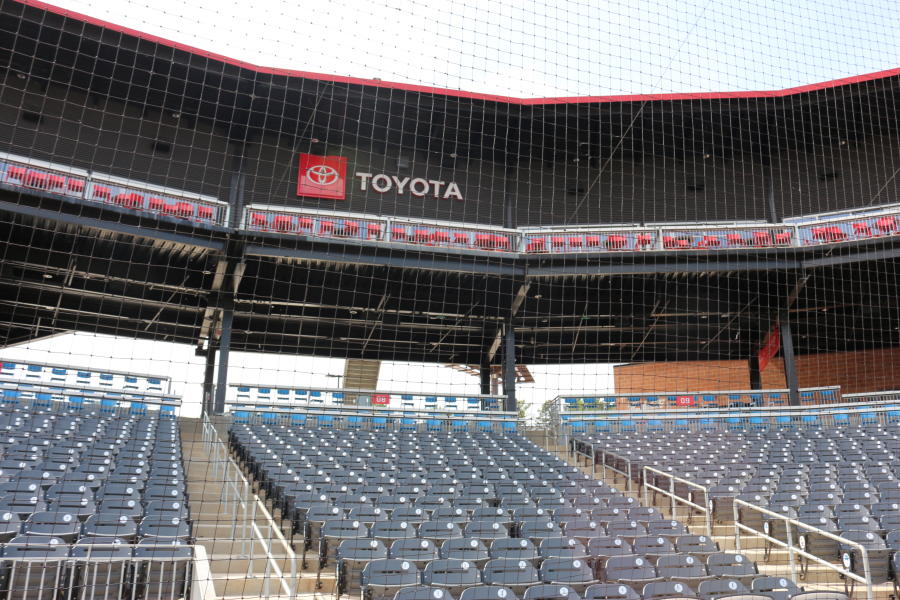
[{"left": 45, "top": 0, "right": 900, "bottom": 98}]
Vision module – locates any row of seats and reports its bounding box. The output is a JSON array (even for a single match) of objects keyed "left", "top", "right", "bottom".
[
  {"left": 248, "top": 212, "right": 516, "bottom": 250},
  {"left": 576, "top": 425, "right": 900, "bottom": 584},
  {"left": 1, "top": 162, "right": 221, "bottom": 223},
  {"left": 233, "top": 388, "right": 503, "bottom": 412},
  {"left": 0, "top": 408, "right": 191, "bottom": 546},
  {"left": 1, "top": 361, "right": 168, "bottom": 393},
  {"left": 567, "top": 410, "right": 894, "bottom": 436},
  {"left": 229, "top": 422, "right": 833, "bottom": 600},
  {"left": 381, "top": 582, "right": 845, "bottom": 600}
]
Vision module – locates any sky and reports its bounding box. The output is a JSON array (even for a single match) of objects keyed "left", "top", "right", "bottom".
[
  {"left": 41, "top": 0, "right": 900, "bottom": 98},
  {"left": 1, "top": 333, "right": 614, "bottom": 420},
  {"left": 8, "top": 0, "right": 896, "bottom": 419}
]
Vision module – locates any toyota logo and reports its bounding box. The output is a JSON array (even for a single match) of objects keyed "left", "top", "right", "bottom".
[{"left": 306, "top": 164, "right": 339, "bottom": 186}]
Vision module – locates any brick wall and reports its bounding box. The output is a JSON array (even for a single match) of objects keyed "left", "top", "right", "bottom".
[
  {"left": 614, "top": 359, "right": 786, "bottom": 393},
  {"left": 614, "top": 347, "right": 900, "bottom": 394}
]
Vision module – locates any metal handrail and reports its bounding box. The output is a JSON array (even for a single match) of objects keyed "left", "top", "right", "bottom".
[
  {"left": 732, "top": 499, "right": 874, "bottom": 600},
  {"left": 201, "top": 413, "right": 299, "bottom": 599},
  {"left": 642, "top": 466, "right": 712, "bottom": 537}
]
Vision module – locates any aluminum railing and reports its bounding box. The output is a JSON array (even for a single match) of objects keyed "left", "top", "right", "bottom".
[
  {"left": 200, "top": 413, "right": 299, "bottom": 598},
  {"left": 0, "top": 151, "right": 228, "bottom": 225},
  {"left": 556, "top": 385, "right": 841, "bottom": 415},
  {"left": 0, "top": 541, "right": 203, "bottom": 600},
  {"left": 242, "top": 204, "right": 520, "bottom": 252},
  {"left": 245, "top": 203, "right": 900, "bottom": 255},
  {"left": 225, "top": 399, "right": 522, "bottom": 433},
  {"left": 6, "top": 149, "right": 900, "bottom": 254},
  {"left": 643, "top": 466, "right": 712, "bottom": 537},
  {"left": 229, "top": 382, "right": 506, "bottom": 413},
  {"left": 0, "top": 357, "right": 171, "bottom": 393},
  {"left": 0, "top": 379, "right": 182, "bottom": 414},
  {"left": 563, "top": 396, "right": 900, "bottom": 437},
  {"left": 733, "top": 499, "right": 875, "bottom": 600}
]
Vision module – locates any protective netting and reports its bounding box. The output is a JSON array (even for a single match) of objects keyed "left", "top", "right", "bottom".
[{"left": 0, "top": 0, "right": 899, "bottom": 598}]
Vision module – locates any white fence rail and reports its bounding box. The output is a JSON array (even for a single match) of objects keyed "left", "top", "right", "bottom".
[{"left": 733, "top": 499, "right": 874, "bottom": 600}]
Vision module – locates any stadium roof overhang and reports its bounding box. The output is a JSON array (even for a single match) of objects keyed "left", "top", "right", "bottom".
[
  {"left": 2, "top": 0, "right": 899, "bottom": 164},
  {"left": 3, "top": 186, "right": 900, "bottom": 365}
]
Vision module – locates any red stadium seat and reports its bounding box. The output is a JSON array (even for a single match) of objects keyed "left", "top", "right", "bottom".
[
  {"left": 431, "top": 230, "right": 451, "bottom": 243},
  {"left": 752, "top": 231, "right": 772, "bottom": 246},
  {"left": 568, "top": 236, "right": 583, "bottom": 248},
  {"left": 675, "top": 238, "right": 690, "bottom": 248},
  {"left": 114, "top": 193, "right": 143, "bottom": 209},
  {"left": 852, "top": 222, "right": 872, "bottom": 237},
  {"left": 6, "top": 166, "right": 26, "bottom": 181},
  {"left": 197, "top": 205, "right": 214, "bottom": 220},
  {"left": 47, "top": 175, "right": 65, "bottom": 189},
  {"left": 662, "top": 236, "right": 677, "bottom": 249},
  {"left": 250, "top": 212, "right": 268, "bottom": 228},
  {"left": 298, "top": 217, "right": 314, "bottom": 231},
  {"left": 162, "top": 204, "right": 178, "bottom": 216},
  {"left": 391, "top": 227, "right": 407, "bottom": 241},
  {"left": 24, "top": 170, "right": 48, "bottom": 188},
  {"left": 698, "top": 235, "right": 721, "bottom": 248},
  {"left": 367, "top": 223, "right": 382, "bottom": 238},
  {"left": 526, "top": 238, "right": 546, "bottom": 252},
  {"left": 341, "top": 221, "right": 360, "bottom": 236},
  {"left": 493, "top": 235, "right": 510, "bottom": 249},
  {"left": 475, "top": 234, "right": 494, "bottom": 249},
  {"left": 319, "top": 220, "right": 335, "bottom": 235},
  {"left": 605, "top": 235, "right": 627, "bottom": 249},
  {"left": 876, "top": 216, "right": 896, "bottom": 234},
  {"left": 585, "top": 235, "right": 601, "bottom": 247},
  {"left": 453, "top": 231, "right": 470, "bottom": 244},
  {"left": 67, "top": 178, "right": 85, "bottom": 193},
  {"left": 175, "top": 202, "right": 194, "bottom": 217},
  {"left": 725, "top": 233, "right": 744, "bottom": 246},
  {"left": 774, "top": 232, "right": 792, "bottom": 245},
  {"left": 825, "top": 225, "right": 847, "bottom": 241},
  {"left": 550, "top": 236, "right": 566, "bottom": 249},
  {"left": 148, "top": 197, "right": 165, "bottom": 211},
  {"left": 412, "top": 229, "right": 430, "bottom": 242},
  {"left": 635, "top": 233, "right": 653, "bottom": 248},
  {"left": 273, "top": 215, "right": 295, "bottom": 231}
]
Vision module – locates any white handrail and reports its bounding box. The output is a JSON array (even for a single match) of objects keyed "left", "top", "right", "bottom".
[
  {"left": 642, "top": 466, "right": 712, "bottom": 537},
  {"left": 200, "top": 413, "right": 299, "bottom": 599},
  {"left": 732, "top": 499, "right": 874, "bottom": 600}
]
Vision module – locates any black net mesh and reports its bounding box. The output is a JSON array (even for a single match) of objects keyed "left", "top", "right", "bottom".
[{"left": 0, "top": 0, "right": 899, "bottom": 598}]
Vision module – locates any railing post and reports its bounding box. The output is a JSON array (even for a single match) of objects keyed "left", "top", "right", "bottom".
[
  {"left": 668, "top": 475, "right": 676, "bottom": 518},
  {"left": 784, "top": 516, "right": 799, "bottom": 583}
]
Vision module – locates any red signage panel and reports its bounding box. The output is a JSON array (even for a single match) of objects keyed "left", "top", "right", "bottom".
[
  {"left": 758, "top": 325, "right": 781, "bottom": 372},
  {"left": 297, "top": 153, "right": 347, "bottom": 199},
  {"left": 675, "top": 395, "right": 695, "bottom": 407},
  {"left": 371, "top": 394, "right": 391, "bottom": 405}
]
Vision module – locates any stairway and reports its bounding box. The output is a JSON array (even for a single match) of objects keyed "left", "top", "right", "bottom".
[{"left": 181, "top": 417, "right": 326, "bottom": 599}]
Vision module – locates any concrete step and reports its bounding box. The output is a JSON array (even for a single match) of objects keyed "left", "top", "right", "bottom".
[
  {"left": 213, "top": 570, "right": 333, "bottom": 596},
  {"left": 206, "top": 554, "right": 298, "bottom": 574}
]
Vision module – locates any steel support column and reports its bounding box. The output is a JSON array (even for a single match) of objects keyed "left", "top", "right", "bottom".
[
  {"left": 502, "top": 325, "right": 516, "bottom": 413},
  {"left": 202, "top": 346, "right": 217, "bottom": 416},
  {"left": 780, "top": 313, "right": 800, "bottom": 406},
  {"left": 480, "top": 357, "right": 491, "bottom": 395},
  {"left": 748, "top": 354, "right": 762, "bottom": 390},
  {"left": 213, "top": 307, "right": 234, "bottom": 415}
]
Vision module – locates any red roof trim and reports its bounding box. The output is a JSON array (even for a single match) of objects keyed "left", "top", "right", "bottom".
[{"left": 18, "top": 0, "right": 900, "bottom": 106}]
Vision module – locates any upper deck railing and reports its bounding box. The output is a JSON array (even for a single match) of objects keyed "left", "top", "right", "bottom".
[{"left": 5, "top": 151, "right": 900, "bottom": 256}]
